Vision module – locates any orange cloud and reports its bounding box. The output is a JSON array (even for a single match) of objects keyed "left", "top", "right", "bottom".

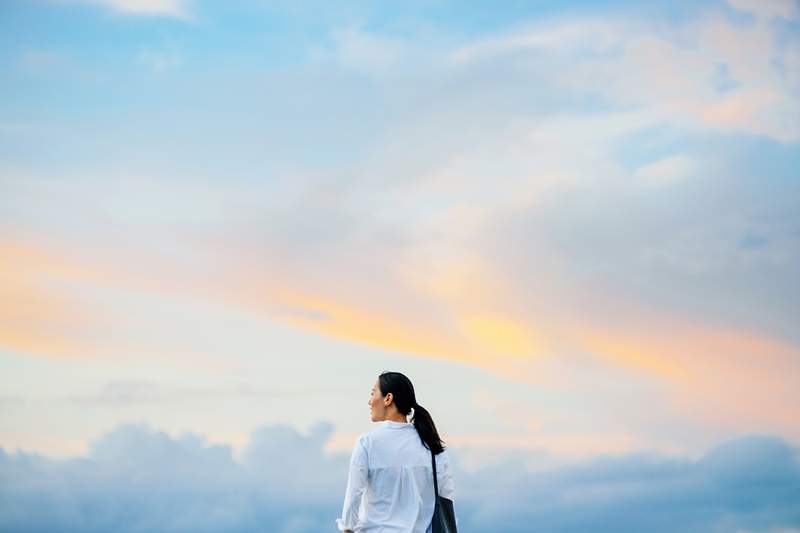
[
  {"left": 581, "top": 334, "right": 692, "bottom": 382},
  {"left": 0, "top": 237, "right": 239, "bottom": 373},
  {"left": 580, "top": 319, "right": 800, "bottom": 436},
  {"left": 3, "top": 234, "right": 798, "bottom": 444},
  {"left": 0, "top": 240, "right": 104, "bottom": 358}
]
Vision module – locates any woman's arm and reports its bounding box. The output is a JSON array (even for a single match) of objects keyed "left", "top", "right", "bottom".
[
  {"left": 438, "top": 448, "right": 455, "bottom": 500},
  {"left": 437, "top": 448, "right": 458, "bottom": 528},
  {"left": 335, "top": 435, "right": 368, "bottom": 532}
]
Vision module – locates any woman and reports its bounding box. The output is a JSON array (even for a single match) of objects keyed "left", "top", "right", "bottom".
[{"left": 336, "top": 371, "right": 457, "bottom": 533}]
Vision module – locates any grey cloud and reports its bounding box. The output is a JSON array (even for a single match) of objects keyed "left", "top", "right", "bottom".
[
  {"left": 64, "top": 380, "right": 345, "bottom": 408},
  {"left": 456, "top": 434, "right": 800, "bottom": 533},
  {"left": 474, "top": 135, "right": 800, "bottom": 346},
  {"left": 738, "top": 233, "right": 769, "bottom": 249},
  {"left": 0, "top": 421, "right": 344, "bottom": 533},
  {"left": 1, "top": 423, "right": 798, "bottom": 532}
]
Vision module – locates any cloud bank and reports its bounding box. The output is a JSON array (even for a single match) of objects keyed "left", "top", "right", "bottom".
[{"left": 1, "top": 422, "right": 799, "bottom": 532}]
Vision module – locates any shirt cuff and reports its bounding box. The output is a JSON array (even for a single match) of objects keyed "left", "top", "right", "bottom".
[{"left": 335, "top": 517, "right": 357, "bottom": 531}]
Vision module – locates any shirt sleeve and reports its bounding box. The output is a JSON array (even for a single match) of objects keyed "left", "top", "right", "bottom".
[
  {"left": 335, "top": 434, "right": 369, "bottom": 531},
  {"left": 436, "top": 447, "right": 455, "bottom": 500}
]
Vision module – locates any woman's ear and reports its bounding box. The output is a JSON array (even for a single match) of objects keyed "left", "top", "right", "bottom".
[{"left": 385, "top": 392, "right": 393, "bottom": 406}]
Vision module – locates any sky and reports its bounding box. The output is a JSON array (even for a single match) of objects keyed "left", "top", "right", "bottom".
[{"left": 1, "top": 0, "right": 799, "bottom": 531}]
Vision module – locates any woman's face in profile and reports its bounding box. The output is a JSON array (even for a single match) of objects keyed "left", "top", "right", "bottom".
[{"left": 369, "top": 379, "right": 385, "bottom": 422}]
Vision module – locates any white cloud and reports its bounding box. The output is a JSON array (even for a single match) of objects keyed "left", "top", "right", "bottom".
[
  {"left": 634, "top": 155, "right": 697, "bottom": 187},
  {"left": 449, "top": 20, "right": 623, "bottom": 65},
  {"left": 137, "top": 44, "right": 184, "bottom": 72},
  {"left": 64, "top": 0, "right": 191, "bottom": 19},
  {"left": 726, "top": 0, "right": 800, "bottom": 20},
  {"left": 447, "top": 10, "right": 799, "bottom": 142},
  {"left": 329, "top": 28, "right": 407, "bottom": 73}
]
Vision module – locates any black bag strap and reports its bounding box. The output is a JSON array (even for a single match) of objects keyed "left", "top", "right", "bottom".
[{"left": 430, "top": 449, "right": 439, "bottom": 499}]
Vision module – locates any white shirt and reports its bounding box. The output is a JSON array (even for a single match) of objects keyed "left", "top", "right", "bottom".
[{"left": 336, "top": 420, "right": 457, "bottom": 533}]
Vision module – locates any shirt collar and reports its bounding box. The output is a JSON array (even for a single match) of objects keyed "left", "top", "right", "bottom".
[{"left": 383, "top": 420, "right": 413, "bottom": 428}]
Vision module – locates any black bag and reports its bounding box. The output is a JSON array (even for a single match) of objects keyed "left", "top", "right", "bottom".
[{"left": 431, "top": 449, "right": 458, "bottom": 533}]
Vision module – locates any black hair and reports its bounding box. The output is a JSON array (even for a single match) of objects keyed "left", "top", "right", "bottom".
[{"left": 378, "top": 371, "right": 446, "bottom": 455}]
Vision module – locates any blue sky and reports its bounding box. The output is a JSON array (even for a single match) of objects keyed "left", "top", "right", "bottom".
[{"left": 1, "top": 0, "right": 799, "bottom": 531}]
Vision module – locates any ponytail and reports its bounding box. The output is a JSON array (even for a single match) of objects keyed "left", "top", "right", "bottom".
[
  {"left": 411, "top": 402, "right": 445, "bottom": 455},
  {"left": 378, "top": 371, "right": 446, "bottom": 455}
]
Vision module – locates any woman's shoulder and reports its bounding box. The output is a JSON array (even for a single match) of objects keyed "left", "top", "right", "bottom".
[
  {"left": 355, "top": 430, "right": 372, "bottom": 447},
  {"left": 360, "top": 423, "right": 391, "bottom": 444},
  {"left": 357, "top": 425, "right": 384, "bottom": 446},
  {"left": 434, "top": 446, "right": 453, "bottom": 468}
]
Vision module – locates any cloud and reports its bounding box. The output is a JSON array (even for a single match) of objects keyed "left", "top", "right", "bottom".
[
  {"left": 65, "top": 379, "right": 292, "bottom": 406},
  {"left": 329, "top": 28, "right": 407, "bottom": 73},
  {"left": 726, "top": 0, "right": 800, "bottom": 20},
  {"left": 449, "top": 20, "right": 622, "bottom": 65},
  {"left": 2, "top": 1, "right": 799, "bottom": 460},
  {"left": 136, "top": 45, "right": 184, "bottom": 72},
  {"left": 59, "top": 0, "right": 191, "bottom": 19},
  {"left": 738, "top": 234, "right": 769, "bottom": 249},
  {"left": 634, "top": 155, "right": 697, "bottom": 186},
  {"left": 1, "top": 423, "right": 798, "bottom": 532},
  {"left": 0, "top": 239, "right": 108, "bottom": 359},
  {"left": 3, "top": 121, "right": 799, "bottom": 446},
  {"left": 0, "top": 421, "right": 344, "bottom": 532},
  {"left": 448, "top": 9, "right": 799, "bottom": 141}
]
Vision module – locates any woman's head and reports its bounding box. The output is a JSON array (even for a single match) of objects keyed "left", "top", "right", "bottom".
[{"left": 370, "top": 371, "right": 446, "bottom": 454}]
